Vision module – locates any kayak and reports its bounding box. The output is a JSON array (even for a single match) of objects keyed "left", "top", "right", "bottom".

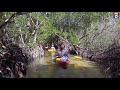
[
  {"left": 48, "top": 49, "right": 56, "bottom": 52},
  {"left": 55, "top": 58, "right": 70, "bottom": 69},
  {"left": 74, "top": 56, "right": 82, "bottom": 60},
  {"left": 48, "top": 49, "right": 60, "bottom": 52},
  {"left": 56, "top": 58, "right": 60, "bottom": 61}
]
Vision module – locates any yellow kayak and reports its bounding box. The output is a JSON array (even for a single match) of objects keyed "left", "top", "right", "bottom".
[
  {"left": 74, "top": 56, "right": 82, "bottom": 60},
  {"left": 56, "top": 58, "right": 60, "bottom": 61},
  {"left": 48, "top": 49, "right": 56, "bottom": 52}
]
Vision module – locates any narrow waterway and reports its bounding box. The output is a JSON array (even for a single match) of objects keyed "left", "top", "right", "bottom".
[{"left": 26, "top": 51, "right": 105, "bottom": 78}]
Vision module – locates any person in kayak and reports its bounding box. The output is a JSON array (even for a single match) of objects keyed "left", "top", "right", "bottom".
[
  {"left": 51, "top": 44, "right": 56, "bottom": 60},
  {"left": 55, "top": 46, "right": 70, "bottom": 69},
  {"left": 51, "top": 44, "right": 55, "bottom": 51}
]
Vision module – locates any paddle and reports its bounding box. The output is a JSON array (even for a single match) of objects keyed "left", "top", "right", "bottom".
[{"left": 74, "top": 56, "right": 82, "bottom": 60}]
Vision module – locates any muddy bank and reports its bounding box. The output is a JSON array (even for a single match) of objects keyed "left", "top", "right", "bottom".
[
  {"left": 0, "top": 38, "right": 44, "bottom": 78},
  {"left": 73, "top": 43, "right": 120, "bottom": 78}
]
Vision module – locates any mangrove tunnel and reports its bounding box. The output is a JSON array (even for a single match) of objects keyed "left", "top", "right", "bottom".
[{"left": 0, "top": 12, "right": 120, "bottom": 78}]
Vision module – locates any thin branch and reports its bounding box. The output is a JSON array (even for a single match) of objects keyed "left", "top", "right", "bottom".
[
  {"left": 0, "top": 13, "right": 16, "bottom": 29},
  {"left": 0, "top": 12, "right": 29, "bottom": 30},
  {"left": 54, "top": 33, "right": 70, "bottom": 44}
]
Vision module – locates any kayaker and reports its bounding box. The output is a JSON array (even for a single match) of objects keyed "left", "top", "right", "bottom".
[
  {"left": 51, "top": 44, "right": 56, "bottom": 60},
  {"left": 55, "top": 46, "right": 70, "bottom": 69},
  {"left": 51, "top": 44, "right": 55, "bottom": 51}
]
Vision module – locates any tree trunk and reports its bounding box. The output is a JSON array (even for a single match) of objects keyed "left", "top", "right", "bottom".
[
  {"left": 33, "top": 30, "right": 38, "bottom": 44},
  {"left": 18, "top": 26, "right": 24, "bottom": 44}
]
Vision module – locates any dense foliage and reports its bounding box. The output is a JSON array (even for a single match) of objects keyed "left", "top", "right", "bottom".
[{"left": 0, "top": 12, "right": 120, "bottom": 78}]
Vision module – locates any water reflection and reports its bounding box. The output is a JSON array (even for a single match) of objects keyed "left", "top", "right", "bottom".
[{"left": 26, "top": 51, "right": 105, "bottom": 78}]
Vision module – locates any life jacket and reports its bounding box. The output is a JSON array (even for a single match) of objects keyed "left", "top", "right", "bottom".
[{"left": 58, "top": 50, "right": 68, "bottom": 62}]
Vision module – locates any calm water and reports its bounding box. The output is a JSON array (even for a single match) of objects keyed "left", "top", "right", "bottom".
[{"left": 26, "top": 51, "right": 105, "bottom": 78}]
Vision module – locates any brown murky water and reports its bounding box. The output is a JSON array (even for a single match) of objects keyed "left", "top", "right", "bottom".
[{"left": 26, "top": 51, "right": 105, "bottom": 78}]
